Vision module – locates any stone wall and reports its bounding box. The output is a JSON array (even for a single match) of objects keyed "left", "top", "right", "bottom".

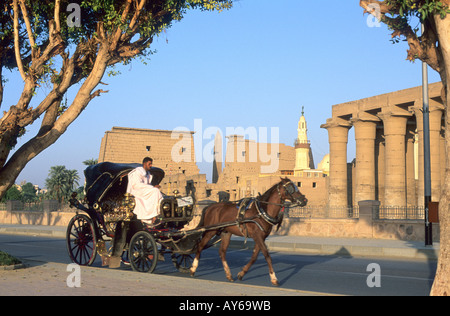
[
  {"left": 98, "top": 127, "right": 200, "bottom": 176},
  {"left": 0, "top": 210, "right": 75, "bottom": 226},
  {"left": 276, "top": 200, "right": 440, "bottom": 241},
  {"left": 0, "top": 200, "right": 439, "bottom": 242}
]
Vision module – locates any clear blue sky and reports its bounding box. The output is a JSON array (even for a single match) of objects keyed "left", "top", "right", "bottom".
[{"left": 4, "top": 0, "right": 441, "bottom": 188}]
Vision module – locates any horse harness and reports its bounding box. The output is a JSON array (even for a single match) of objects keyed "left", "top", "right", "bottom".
[{"left": 235, "top": 182, "right": 294, "bottom": 236}]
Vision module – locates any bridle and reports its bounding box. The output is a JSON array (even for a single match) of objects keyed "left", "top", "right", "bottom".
[
  {"left": 278, "top": 180, "right": 301, "bottom": 204},
  {"left": 255, "top": 180, "right": 304, "bottom": 229}
]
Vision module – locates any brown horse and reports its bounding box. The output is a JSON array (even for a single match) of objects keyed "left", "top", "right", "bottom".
[{"left": 190, "top": 178, "right": 307, "bottom": 286}]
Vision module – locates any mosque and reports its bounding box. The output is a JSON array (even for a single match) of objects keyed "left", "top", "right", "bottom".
[{"left": 98, "top": 109, "right": 330, "bottom": 205}]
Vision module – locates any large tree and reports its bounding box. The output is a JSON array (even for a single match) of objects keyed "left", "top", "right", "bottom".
[
  {"left": 0, "top": 0, "right": 232, "bottom": 198},
  {"left": 360, "top": 0, "right": 450, "bottom": 295}
]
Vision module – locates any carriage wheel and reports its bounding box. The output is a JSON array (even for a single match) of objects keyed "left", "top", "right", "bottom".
[
  {"left": 66, "top": 214, "right": 97, "bottom": 266},
  {"left": 171, "top": 254, "right": 194, "bottom": 273},
  {"left": 129, "top": 231, "right": 158, "bottom": 273}
]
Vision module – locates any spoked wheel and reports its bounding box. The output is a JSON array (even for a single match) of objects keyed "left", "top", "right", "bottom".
[
  {"left": 66, "top": 214, "right": 97, "bottom": 266},
  {"left": 171, "top": 254, "right": 194, "bottom": 273},
  {"left": 129, "top": 231, "right": 158, "bottom": 273}
]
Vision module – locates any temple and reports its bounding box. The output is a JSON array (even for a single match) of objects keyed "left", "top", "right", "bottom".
[{"left": 321, "top": 82, "right": 444, "bottom": 208}]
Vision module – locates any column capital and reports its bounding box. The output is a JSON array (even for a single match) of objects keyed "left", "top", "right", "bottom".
[
  {"left": 321, "top": 117, "right": 352, "bottom": 130},
  {"left": 351, "top": 111, "right": 380, "bottom": 123},
  {"left": 377, "top": 112, "right": 410, "bottom": 136},
  {"left": 351, "top": 118, "right": 377, "bottom": 141},
  {"left": 410, "top": 99, "right": 445, "bottom": 113},
  {"left": 377, "top": 110, "right": 412, "bottom": 120},
  {"left": 322, "top": 118, "right": 352, "bottom": 144}
]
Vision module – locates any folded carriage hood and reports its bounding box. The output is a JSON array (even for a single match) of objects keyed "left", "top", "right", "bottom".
[{"left": 84, "top": 162, "right": 165, "bottom": 204}]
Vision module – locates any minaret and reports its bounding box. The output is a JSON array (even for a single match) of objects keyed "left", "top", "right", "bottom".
[
  {"left": 294, "top": 107, "right": 314, "bottom": 174},
  {"left": 297, "top": 107, "right": 308, "bottom": 144}
]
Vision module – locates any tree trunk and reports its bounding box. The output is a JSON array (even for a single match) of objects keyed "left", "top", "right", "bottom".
[
  {"left": 0, "top": 43, "right": 110, "bottom": 200},
  {"left": 430, "top": 14, "right": 450, "bottom": 296}
]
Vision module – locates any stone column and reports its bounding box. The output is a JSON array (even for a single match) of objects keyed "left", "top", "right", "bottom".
[
  {"left": 410, "top": 102, "right": 444, "bottom": 205},
  {"left": 410, "top": 105, "right": 425, "bottom": 206},
  {"left": 378, "top": 113, "right": 409, "bottom": 207},
  {"left": 321, "top": 119, "right": 351, "bottom": 207},
  {"left": 351, "top": 118, "right": 378, "bottom": 206},
  {"left": 429, "top": 107, "right": 443, "bottom": 202},
  {"left": 375, "top": 127, "right": 385, "bottom": 205},
  {"left": 406, "top": 122, "right": 417, "bottom": 206},
  {"left": 357, "top": 200, "right": 379, "bottom": 238}
]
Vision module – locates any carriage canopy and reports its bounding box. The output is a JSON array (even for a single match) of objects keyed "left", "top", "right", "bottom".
[{"left": 83, "top": 162, "right": 165, "bottom": 205}]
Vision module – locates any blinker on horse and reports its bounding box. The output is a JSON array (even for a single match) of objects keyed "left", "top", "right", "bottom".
[{"left": 190, "top": 178, "right": 307, "bottom": 286}]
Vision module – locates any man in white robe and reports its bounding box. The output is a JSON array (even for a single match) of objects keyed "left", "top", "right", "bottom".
[{"left": 127, "top": 157, "right": 163, "bottom": 225}]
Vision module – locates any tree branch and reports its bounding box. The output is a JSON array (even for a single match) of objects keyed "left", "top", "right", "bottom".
[
  {"left": 19, "top": 0, "right": 36, "bottom": 58},
  {"left": 13, "top": 0, "right": 26, "bottom": 81},
  {"left": 54, "top": 0, "right": 61, "bottom": 32},
  {"left": 111, "top": 0, "right": 133, "bottom": 52},
  {"left": 360, "top": 0, "right": 392, "bottom": 15},
  {"left": 360, "top": 0, "right": 442, "bottom": 73}
]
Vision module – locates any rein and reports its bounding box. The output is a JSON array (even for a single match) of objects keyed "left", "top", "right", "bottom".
[
  {"left": 254, "top": 183, "right": 287, "bottom": 230},
  {"left": 237, "top": 181, "right": 304, "bottom": 233}
]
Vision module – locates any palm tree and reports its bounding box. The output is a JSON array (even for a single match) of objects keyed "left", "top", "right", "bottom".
[
  {"left": 83, "top": 158, "right": 98, "bottom": 166},
  {"left": 45, "top": 166, "right": 67, "bottom": 203},
  {"left": 45, "top": 166, "right": 79, "bottom": 203},
  {"left": 64, "top": 169, "right": 80, "bottom": 196}
]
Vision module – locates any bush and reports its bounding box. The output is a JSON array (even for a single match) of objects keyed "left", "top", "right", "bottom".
[{"left": 0, "top": 250, "right": 21, "bottom": 266}]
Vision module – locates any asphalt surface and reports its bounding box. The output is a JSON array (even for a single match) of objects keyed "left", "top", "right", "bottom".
[
  {"left": 0, "top": 224, "right": 440, "bottom": 261},
  {"left": 0, "top": 224, "right": 440, "bottom": 297}
]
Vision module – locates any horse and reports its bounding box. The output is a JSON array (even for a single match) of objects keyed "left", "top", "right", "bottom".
[{"left": 190, "top": 178, "right": 307, "bottom": 286}]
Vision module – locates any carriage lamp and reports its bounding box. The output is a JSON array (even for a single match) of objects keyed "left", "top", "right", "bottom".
[{"left": 162, "top": 202, "right": 172, "bottom": 217}]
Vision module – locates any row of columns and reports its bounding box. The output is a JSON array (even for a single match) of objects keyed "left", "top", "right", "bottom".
[{"left": 322, "top": 101, "right": 444, "bottom": 208}]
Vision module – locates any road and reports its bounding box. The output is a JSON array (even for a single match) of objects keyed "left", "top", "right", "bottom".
[{"left": 0, "top": 234, "right": 436, "bottom": 296}]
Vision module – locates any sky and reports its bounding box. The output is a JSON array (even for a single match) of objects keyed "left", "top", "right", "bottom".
[{"left": 3, "top": 0, "right": 442, "bottom": 188}]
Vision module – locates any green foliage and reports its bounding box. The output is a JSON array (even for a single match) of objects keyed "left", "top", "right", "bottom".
[
  {"left": 0, "top": 0, "right": 233, "bottom": 202},
  {"left": 0, "top": 0, "right": 233, "bottom": 86},
  {"left": 1, "top": 186, "right": 22, "bottom": 202},
  {"left": 0, "top": 251, "right": 21, "bottom": 266},
  {"left": 20, "top": 182, "right": 37, "bottom": 202},
  {"left": 0, "top": 182, "right": 41, "bottom": 203},
  {"left": 370, "top": 0, "right": 450, "bottom": 65},
  {"left": 82, "top": 158, "right": 98, "bottom": 166},
  {"left": 45, "top": 165, "right": 80, "bottom": 203},
  {"left": 385, "top": 0, "right": 450, "bottom": 22}
]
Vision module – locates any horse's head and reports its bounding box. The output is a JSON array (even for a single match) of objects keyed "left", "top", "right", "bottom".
[{"left": 279, "top": 178, "right": 308, "bottom": 207}]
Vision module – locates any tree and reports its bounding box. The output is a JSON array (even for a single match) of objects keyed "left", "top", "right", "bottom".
[
  {"left": 45, "top": 165, "right": 79, "bottom": 203},
  {"left": 45, "top": 165, "right": 68, "bottom": 202},
  {"left": 1, "top": 185, "right": 22, "bottom": 202},
  {"left": 65, "top": 169, "right": 80, "bottom": 194},
  {"left": 83, "top": 158, "right": 98, "bottom": 166},
  {"left": 21, "top": 182, "right": 37, "bottom": 202},
  {"left": 0, "top": 0, "right": 233, "bottom": 200},
  {"left": 360, "top": 0, "right": 450, "bottom": 295}
]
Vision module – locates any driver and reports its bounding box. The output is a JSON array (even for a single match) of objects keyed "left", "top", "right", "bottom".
[{"left": 127, "top": 157, "right": 163, "bottom": 226}]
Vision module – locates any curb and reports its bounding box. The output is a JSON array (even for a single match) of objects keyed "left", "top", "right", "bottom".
[
  {"left": 228, "top": 239, "right": 439, "bottom": 261},
  {"left": 0, "top": 226, "right": 66, "bottom": 238},
  {"left": 0, "top": 263, "right": 26, "bottom": 271}
]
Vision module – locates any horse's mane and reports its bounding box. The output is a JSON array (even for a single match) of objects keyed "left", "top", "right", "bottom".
[{"left": 259, "top": 181, "right": 282, "bottom": 202}]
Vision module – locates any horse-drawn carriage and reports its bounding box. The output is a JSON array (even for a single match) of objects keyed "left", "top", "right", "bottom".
[{"left": 67, "top": 162, "right": 307, "bottom": 285}]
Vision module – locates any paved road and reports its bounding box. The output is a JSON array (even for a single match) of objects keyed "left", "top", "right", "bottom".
[{"left": 0, "top": 234, "right": 436, "bottom": 296}]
